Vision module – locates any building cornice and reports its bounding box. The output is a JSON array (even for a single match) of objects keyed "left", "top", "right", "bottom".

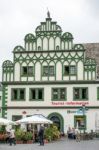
[
  {"left": 1, "top": 106, "right": 99, "bottom": 109},
  {"left": 1, "top": 80, "right": 99, "bottom": 85},
  {"left": 13, "top": 49, "right": 85, "bottom": 54}
]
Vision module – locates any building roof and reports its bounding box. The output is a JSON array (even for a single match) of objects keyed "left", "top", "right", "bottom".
[{"left": 83, "top": 43, "right": 99, "bottom": 76}]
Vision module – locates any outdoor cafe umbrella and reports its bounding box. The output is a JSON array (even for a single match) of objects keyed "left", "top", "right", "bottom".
[
  {"left": 16, "top": 114, "right": 53, "bottom": 124},
  {"left": 0, "top": 117, "right": 16, "bottom": 125}
]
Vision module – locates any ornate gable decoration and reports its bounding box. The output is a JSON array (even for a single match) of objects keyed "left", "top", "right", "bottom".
[
  {"left": 35, "top": 15, "right": 62, "bottom": 37},
  {"left": 2, "top": 60, "right": 13, "bottom": 67},
  {"left": 24, "top": 34, "right": 36, "bottom": 42},
  {"left": 14, "top": 46, "right": 25, "bottom": 52},
  {"left": 73, "top": 44, "right": 84, "bottom": 50},
  {"left": 84, "top": 58, "right": 96, "bottom": 66},
  {"left": 62, "top": 32, "right": 73, "bottom": 41},
  {"left": 2, "top": 60, "right": 14, "bottom": 73},
  {"left": 12, "top": 13, "right": 86, "bottom": 52}
]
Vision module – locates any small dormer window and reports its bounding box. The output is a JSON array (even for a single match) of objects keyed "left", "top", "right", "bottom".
[
  {"left": 38, "top": 46, "right": 41, "bottom": 51},
  {"left": 56, "top": 46, "right": 59, "bottom": 50}
]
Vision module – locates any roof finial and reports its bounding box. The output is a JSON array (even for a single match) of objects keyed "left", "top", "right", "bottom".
[{"left": 47, "top": 8, "right": 50, "bottom": 18}]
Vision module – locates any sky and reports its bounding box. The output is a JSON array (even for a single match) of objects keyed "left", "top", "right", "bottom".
[{"left": 0, "top": 0, "right": 99, "bottom": 80}]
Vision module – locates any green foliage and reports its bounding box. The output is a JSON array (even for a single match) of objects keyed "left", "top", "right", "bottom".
[
  {"left": 24, "top": 132, "right": 33, "bottom": 141},
  {"left": 44, "top": 125, "right": 60, "bottom": 141},
  {"left": 15, "top": 129, "right": 24, "bottom": 140},
  {"left": 15, "top": 129, "right": 33, "bottom": 141},
  {"left": 0, "top": 126, "right": 6, "bottom": 134}
]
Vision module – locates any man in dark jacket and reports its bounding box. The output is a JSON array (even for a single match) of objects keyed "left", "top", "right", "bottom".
[{"left": 38, "top": 125, "right": 45, "bottom": 146}]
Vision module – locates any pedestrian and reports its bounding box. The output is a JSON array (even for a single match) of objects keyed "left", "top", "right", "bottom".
[
  {"left": 38, "top": 125, "right": 45, "bottom": 146},
  {"left": 75, "top": 128, "right": 80, "bottom": 142},
  {"left": 5, "top": 131, "right": 10, "bottom": 143},
  {"left": 9, "top": 128, "right": 16, "bottom": 146},
  {"left": 72, "top": 127, "right": 76, "bottom": 139},
  {"left": 67, "top": 126, "right": 72, "bottom": 139}
]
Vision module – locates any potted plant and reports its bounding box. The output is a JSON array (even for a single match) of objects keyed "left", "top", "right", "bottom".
[
  {"left": 0, "top": 126, "right": 6, "bottom": 143},
  {"left": 44, "top": 125, "right": 60, "bottom": 142},
  {"left": 15, "top": 129, "right": 24, "bottom": 144},
  {"left": 26, "top": 132, "right": 33, "bottom": 144}
]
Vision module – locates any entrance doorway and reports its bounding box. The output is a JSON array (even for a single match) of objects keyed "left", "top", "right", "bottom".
[
  {"left": 50, "top": 116, "right": 60, "bottom": 130},
  {"left": 48, "top": 112, "right": 64, "bottom": 132}
]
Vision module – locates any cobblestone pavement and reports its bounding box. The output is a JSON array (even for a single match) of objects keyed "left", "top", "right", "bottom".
[{"left": 0, "top": 138, "right": 99, "bottom": 150}]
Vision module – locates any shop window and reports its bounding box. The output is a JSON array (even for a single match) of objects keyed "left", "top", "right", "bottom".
[
  {"left": 52, "top": 88, "right": 66, "bottom": 101},
  {"left": 74, "top": 116, "right": 86, "bottom": 130},
  {"left": 29, "top": 88, "right": 44, "bottom": 101},
  {"left": 73, "top": 88, "right": 88, "bottom": 100}
]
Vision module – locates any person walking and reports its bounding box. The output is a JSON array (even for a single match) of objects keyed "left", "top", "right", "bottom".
[
  {"left": 9, "top": 128, "right": 16, "bottom": 146},
  {"left": 38, "top": 125, "right": 45, "bottom": 146},
  {"left": 75, "top": 128, "right": 80, "bottom": 142}
]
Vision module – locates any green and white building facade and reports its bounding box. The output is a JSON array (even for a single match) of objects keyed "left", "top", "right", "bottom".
[{"left": 2, "top": 13, "right": 99, "bottom": 133}]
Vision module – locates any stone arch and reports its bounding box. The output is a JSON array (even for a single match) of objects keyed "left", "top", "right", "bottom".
[{"left": 48, "top": 112, "right": 64, "bottom": 132}]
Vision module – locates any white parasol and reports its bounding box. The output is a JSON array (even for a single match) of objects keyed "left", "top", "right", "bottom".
[
  {"left": 16, "top": 114, "right": 53, "bottom": 124},
  {"left": 0, "top": 117, "right": 16, "bottom": 125}
]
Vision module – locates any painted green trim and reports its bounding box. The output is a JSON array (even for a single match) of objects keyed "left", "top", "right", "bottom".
[
  {"left": 2, "top": 85, "right": 8, "bottom": 117},
  {"left": 1, "top": 15, "right": 96, "bottom": 84},
  {"left": 48, "top": 112, "right": 64, "bottom": 132},
  {"left": 29, "top": 88, "right": 44, "bottom": 101},
  {"left": 4, "top": 49, "right": 95, "bottom": 83},
  {"left": 42, "top": 66, "right": 55, "bottom": 76},
  {"left": 51, "top": 88, "right": 67, "bottom": 101},
  {"left": 13, "top": 49, "right": 85, "bottom": 54},
  {"left": 63, "top": 65, "right": 77, "bottom": 76},
  {"left": 2, "top": 80, "right": 99, "bottom": 85},
  {"left": 21, "top": 66, "right": 34, "bottom": 76},
  {"left": 73, "top": 87, "right": 88, "bottom": 101},
  {"left": 2, "top": 60, "right": 14, "bottom": 82},
  {"left": 11, "top": 88, "right": 26, "bottom": 101},
  {"left": 97, "top": 87, "right": 99, "bottom": 100},
  {"left": 2, "top": 106, "right": 99, "bottom": 109},
  {"left": 3, "top": 49, "right": 92, "bottom": 82}
]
